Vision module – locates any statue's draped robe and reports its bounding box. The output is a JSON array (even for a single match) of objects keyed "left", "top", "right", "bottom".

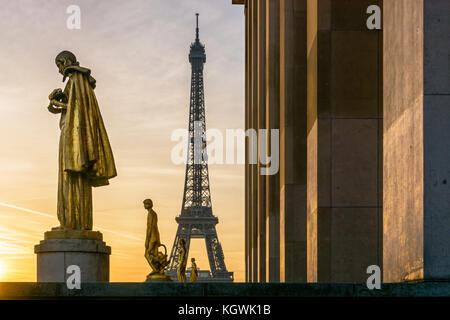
[
  {"left": 190, "top": 262, "right": 198, "bottom": 282},
  {"left": 57, "top": 66, "right": 117, "bottom": 230},
  {"left": 145, "top": 210, "right": 161, "bottom": 257},
  {"left": 177, "top": 245, "right": 187, "bottom": 281}
]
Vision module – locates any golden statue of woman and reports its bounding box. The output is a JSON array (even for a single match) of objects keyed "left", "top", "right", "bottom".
[
  {"left": 144, "top": 199, "right": 160, "bottom": 263},
  {"left": 47, "top": 51, "right": 117, "bottom": 230},
  {"left": 144, "top": 199, "right": 170, "bottom": 281},
  {"left": 177, "top": 239, "right": 187, "bottom": 282},
  {"left": 190, "top": 258, "right": 198, "bottom": 282}
]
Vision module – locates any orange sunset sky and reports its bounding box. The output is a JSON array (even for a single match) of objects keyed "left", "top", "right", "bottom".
[{"left": 0, "top": 0, "right": 245, "bottom": 282}]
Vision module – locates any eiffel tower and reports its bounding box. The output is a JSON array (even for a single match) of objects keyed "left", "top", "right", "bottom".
[{"left": 166, "top": 14, "right": 233, "bottom": 282}]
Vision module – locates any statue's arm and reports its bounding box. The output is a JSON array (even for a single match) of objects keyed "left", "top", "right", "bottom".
[
  {"left": 145, "top": 215, "right": 153, "bottom": 253},
  {"left": 144, "top": 228, "right": 151, "bottom": 264},
  {"left": 50, "top": 100, "right": 68, "bottom": 109},
  {"left": 47, "top": 88, "right": 68, "bottom": 114},
  {"left": 47, "top": 101, "right": 67, "bottom": 114},
  {"left": 47, "top": 104, "right": 62, "bottom": 114},
  {"left": 145, "top": 227, "right": 150, "bottom": 251}
]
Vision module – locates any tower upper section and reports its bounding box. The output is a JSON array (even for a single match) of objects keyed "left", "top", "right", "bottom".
[{"left": 189, "top": 13, "right": 206, "bottom": 64}]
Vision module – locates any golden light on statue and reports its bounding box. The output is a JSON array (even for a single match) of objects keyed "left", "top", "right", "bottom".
[
  {"left": 34, "top": 50, "right": 116, "bottom": 282},
  {"left": 144, "top": 198, "right": 171, "bottom": 282}
]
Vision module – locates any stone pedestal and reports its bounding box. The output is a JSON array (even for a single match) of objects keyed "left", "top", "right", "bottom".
[
  {"left": 145, "top": 274, "right": 172, "bottom": 283},
  {"left": 34, "top": 230, "right": 111, "bottom": 282}
]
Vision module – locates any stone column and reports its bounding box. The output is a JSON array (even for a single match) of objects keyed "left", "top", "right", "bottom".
[
  {"left": 383, "top": 0, "right": 450, "bottom": 282},
  {"left": 243, "top": 0, "right": 254, "bottom": 282},
  {"left": 265, "top": 0, "right": 281, "bottom": 282},
  {"left": 257, "top": 0, "right": 267, "bottom": 282},
  {"left": 279, "top": 0, "right": 308, "bottom": 282},
  {"left": 244, "top": 0, "right": 251, "bottom": 283},
  {"left": 250, "top": 0, "right": 258, "bottom": 282},
  {"left": 307, "top": 0, "right": 383, "bottom": 282}
]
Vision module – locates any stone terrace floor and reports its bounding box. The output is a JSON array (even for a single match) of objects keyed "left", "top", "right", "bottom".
[{"left": 0, "top": 282, "right": 449, "bottom": 298}]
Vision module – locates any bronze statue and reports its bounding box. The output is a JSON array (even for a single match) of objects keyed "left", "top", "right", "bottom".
[
  {"left": 47, "top": 51, "right": 117, "bottom": 230},
  {"left": 177, "top": 239, "right": 187, "bottom": 282},
  {"left": 190, "top": 258, "right": 198, "bottom": 282},
  {"left": 144, "top": 199, "right": 170, "bottom": 281}
]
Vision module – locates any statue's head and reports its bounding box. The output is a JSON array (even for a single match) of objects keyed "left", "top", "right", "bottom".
[
  {"left": 55, "top": 50, "right": 79, "bottom": 75},
  {"left": 143, "top": 198, "right": 153, "bottom": 210},
  {"left": 191, "top": 258, "right": 195, "bottom": 262},
  {"left": 179, "top": 239, "right": 186, "bottom": 246}
]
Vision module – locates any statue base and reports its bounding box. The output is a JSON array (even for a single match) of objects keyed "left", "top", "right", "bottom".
[
  {"left": 34, "top": 230, "right": 111, "bottom": 282},
  {"left": 46, "top": 228, "right": 103, "bottom": 240},
  {"left": 145, "top": 273, "right": 172, "bottom": 282}
]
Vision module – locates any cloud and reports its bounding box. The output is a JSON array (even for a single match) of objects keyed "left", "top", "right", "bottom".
[{"left": 0, "top": 202, "right": 53, "bottom": 218}]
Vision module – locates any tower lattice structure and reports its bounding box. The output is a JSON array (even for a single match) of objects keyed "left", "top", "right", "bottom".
[{"left": 166, "top": 14, "right": 233, "bottom": 282}]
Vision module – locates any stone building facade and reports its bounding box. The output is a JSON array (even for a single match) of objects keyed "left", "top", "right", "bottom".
[{"left": 232, "top": 0, "right": 449, "bottom": 282}]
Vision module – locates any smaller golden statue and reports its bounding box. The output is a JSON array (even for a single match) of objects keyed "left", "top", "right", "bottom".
[
  {"left": 177, "top": 239, "right": 187, "bottom": 282},
  {"left": 190, "top": 258, "right": 198, "bottom": 282},
  {"left": 144, "top": 199, "right": 170, "bottom": 281}
]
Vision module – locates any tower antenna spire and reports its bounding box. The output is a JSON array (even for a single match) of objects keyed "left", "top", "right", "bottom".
[{"left": 195, "top": 13, "right": 199, "bottom": 41}]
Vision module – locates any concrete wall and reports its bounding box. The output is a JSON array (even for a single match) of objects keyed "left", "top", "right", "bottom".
[{"left": 423, "top": 0, "right": 450, "bottom": 281}]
